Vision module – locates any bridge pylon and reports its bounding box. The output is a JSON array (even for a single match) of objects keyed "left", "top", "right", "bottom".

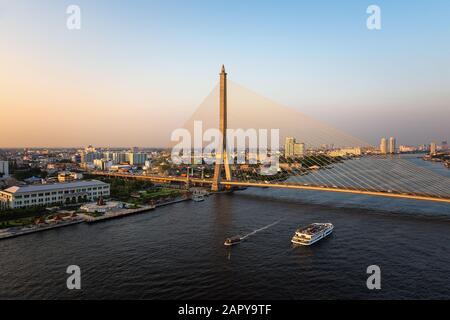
[{"left": 211, "top": 65, "right": 232, "bottom": 191}]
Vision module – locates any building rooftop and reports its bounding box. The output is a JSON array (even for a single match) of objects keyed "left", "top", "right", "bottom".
[{"left": 2, "top": 180, "right": 108, "bottom": 195}]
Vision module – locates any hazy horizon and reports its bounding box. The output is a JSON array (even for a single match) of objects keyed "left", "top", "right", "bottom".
[{"left": 1, "top": 0, "right": 449, "bottom": 148}]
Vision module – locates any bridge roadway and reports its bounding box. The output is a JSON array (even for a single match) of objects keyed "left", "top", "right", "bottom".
[{"left": 89, "top": 171, "right": 450, "bottom": 204}]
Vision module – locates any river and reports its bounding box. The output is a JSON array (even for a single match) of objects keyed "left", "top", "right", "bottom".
[{"left": 0, "top": 154, "right": 449, "bottom": 299}]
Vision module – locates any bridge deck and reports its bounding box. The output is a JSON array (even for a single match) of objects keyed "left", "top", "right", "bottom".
[{"left": 89, "top": 171, "right": 450, "bottom": 204}]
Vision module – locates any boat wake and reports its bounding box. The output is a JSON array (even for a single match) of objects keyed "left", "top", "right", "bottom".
[{"left": 240, "top": 220, "right": 281, "bottom": 240}]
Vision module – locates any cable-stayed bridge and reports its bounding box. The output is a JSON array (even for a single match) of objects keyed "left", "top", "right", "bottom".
[{"left": 91, "top": 66, "right": 450, "bottom": 204}]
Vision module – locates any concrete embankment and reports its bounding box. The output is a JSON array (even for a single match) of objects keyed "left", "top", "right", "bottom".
[
  {"left": 0, "top": 219, "right": 84, "bottom": 240},
  {"left": 84, "top": 205, "right": 156, "bottom": 223},
  {"left": 155, "top": 197, "right": 191, "bottom": 208},
  {"left": 0, "top": 197, "right": 195, "bottom": 239}
]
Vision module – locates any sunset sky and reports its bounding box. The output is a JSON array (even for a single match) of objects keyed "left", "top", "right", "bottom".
[{"left": 1, "top": 0, "right": 449, "bottom": 147}]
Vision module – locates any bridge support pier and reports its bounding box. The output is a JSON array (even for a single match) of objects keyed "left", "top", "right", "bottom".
[{"left": 212, "top": 65, "right": 232, "bottom": 191}]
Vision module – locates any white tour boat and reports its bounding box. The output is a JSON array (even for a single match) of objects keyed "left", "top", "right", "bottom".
[{"left": 291, "top": 223, "right": 333, "bottom": 246}]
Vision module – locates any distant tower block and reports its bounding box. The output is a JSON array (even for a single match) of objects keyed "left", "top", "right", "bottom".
[
  {"left": 212, "top": 65, "right": 232, "bottom": 191},
  {"left": 389, "top": 137, "right": 396, "bottom": 154},
  {"left": 430, "top": 142, "right": 437, "bottom": 155},
  {"left": 380, "top": 137, "right": 387, "bottom": 155}
]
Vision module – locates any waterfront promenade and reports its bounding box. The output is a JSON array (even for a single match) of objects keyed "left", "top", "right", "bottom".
[
  {"left": 0, "top": 197, "right": 193, "bottom": 240},
  {"left": 83, "top": 204, "right": 156, "bottom": 223},
  {"left": 0, "top": 218, "right": 84, "bottom": 240}
]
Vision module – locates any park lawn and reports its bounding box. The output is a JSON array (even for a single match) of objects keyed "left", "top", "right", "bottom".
[
  {"left": 0, "top": 216, "right": 39, "bottom": 229},
  {"left": 140, "top": 188, "right": 182, "bottom": 202}
]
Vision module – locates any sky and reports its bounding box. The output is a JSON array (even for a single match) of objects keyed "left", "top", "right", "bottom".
[{"left": 0, "top": 0, "right": 449, "bottom": 147}]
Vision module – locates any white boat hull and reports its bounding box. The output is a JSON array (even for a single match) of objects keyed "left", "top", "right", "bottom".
[{"left": 291, "top": 225, "right": 333, "bottom": 246}]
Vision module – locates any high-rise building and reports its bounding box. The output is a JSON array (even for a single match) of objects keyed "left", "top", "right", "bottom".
[
  {"left": 128, "top": 152, "right": 148, "bottom": 166},
  {"left": 442, "top": 141, "right": 448, "bottom": 151},
  {"left": 0, "top": 160, "right": 9, "bottom": 177},
  {"left": 380, "top": 138, "right": 387, "bottom": 154},
  {"left": 389, "top": 137, "right": 396, "bottom": 154},
  {"left": 284, "top": 137, "right": 295, "bottom": 157},
  {"left": 284, "top": 137, "right": 305, "bottom": 157},
  {"left": 430, "top": 142, "right": 437, "bottom": 155},
  {"left": 294, "top": 142, "right": 305, "bottom": 157},
  {"left": 112, "top": 152, "right": 129, "bottom": 164},
  {"left": 81, "top": 152, "right": 103, "bottom": 164},
  {"left": 103, "top": 151, "right": 114, "bottom": 161}
]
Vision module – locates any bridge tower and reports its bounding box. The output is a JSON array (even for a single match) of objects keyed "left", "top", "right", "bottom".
[{"left": 211, "top": 65, "right": 232, "bottom": 191}]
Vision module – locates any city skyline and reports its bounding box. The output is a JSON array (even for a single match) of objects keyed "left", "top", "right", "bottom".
[{"left": 1, "top": 0, "right": 449, "bottom": 147}]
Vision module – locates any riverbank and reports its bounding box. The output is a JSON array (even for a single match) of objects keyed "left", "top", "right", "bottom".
[
  {"left": 423, "top": 152, "right": 450, "bottom": 169},
  {"left": 0, "top": 196, "right": 194, "bottom": 240},
  {"left": 83, "top": 204, "right": 156, "bottom": 223},
  {"left": 0, "top": 218, "right": 84, "bottom": 240},
  {"left": 155, "top": 197, "right": 191, "bottom": 208}
]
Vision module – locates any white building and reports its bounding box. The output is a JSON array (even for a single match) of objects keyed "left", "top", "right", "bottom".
[
  {"left": 103, "top": 151, "right": 114, "bottom": 161},
  {"left": 57, "top": 171, "right": 84, "bottom": 182},
  {"left": 399, "top": 145, "right": 417, "bottom": 153},
  {"left": 0, "top": 180, "right": 110, "bottom": 209},
  {"left": 328, "top": 147, "right": 362, "bottom": 157},
  {"left": 112, "top": 152, "right": 129, "bottom": 164},
  {"left": 143, "top": 160, "right": 152, "bottom": 171},
  {"left": 81, "top": 152, "right": 103, "bottom": 164},
  {"left": 110, "top": 164, "right": 132, "bottom": 172},
  {"left": 389, "top": 137, "right": 396, "bottom": 154},
  {"left": 0, "top": 161, "right": 9, "bottom": 177},
  {"left": 93, "top": 159, "right": 113, "bottom": 171},
  {"left": 128, "top": 152, "right": 148, "bottom": 165},
  {"left": 380, "top": 138, "right": 387, "bottom": 154}
]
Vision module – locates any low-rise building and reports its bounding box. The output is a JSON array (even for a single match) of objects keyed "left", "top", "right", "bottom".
[
  {"left": 0, "top": 180, "right": 110, "bottom": 209},
  {"left": 93, "top": 159, "right": 113, "bottom": 171},
  {"left": 110, "top": 164, "right": 132, "bottom": 172},
  {"left": 399, "top": 145, "right": 417, "bottom": 153},
  {"left": 57, "top": 171, "right": 84, "bottom": 182},
  {"left": 328, "top": 147, "right": 362, "bottom": 157}
]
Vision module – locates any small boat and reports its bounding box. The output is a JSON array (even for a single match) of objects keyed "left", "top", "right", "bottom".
[
  {"left": 192, "top": 194, "right": 205, "bottom": 202},
  {"left": 224, "top": 235, "right": 242, "bottom": 246},
  {"left": 291, "top": 223, "right": 333, "bottom": 246}
]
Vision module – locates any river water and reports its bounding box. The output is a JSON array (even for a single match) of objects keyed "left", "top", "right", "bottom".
[{"left": 0, "top": 154, "right": 449, "bottom": 299}]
